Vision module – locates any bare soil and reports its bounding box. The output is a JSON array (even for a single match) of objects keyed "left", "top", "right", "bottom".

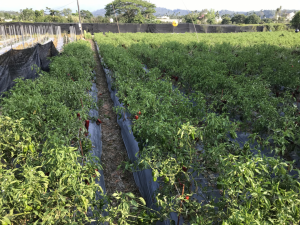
[{"left": 88, "top": 39, "right": 141, "bottom": 199}]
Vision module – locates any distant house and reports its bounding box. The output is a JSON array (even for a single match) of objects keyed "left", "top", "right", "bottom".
[
  {"left": 275, "top": 12, "right": 295, "bottom": 21},
  {"left": 155, "top": 16, "right": 182, "bottom": 23},
  {"left": 287, "top": 12, "right": 295, "bottom": 21},
  {"left": 4, "top": 19, "right": 13, "bottom": 22},
  {"left": 215, "top": 16, "right": 222, "bottom": 23}
]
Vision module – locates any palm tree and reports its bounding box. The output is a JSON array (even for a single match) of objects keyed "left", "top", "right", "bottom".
[
  {"left": 260, "top": 9, "right": 264, "bottom": 19},
  {"left": 279, "top": 6, "right": 282, "bottom": 17},
  {"left": 275, "top": 6, "right": 282, "bottom": 22}
]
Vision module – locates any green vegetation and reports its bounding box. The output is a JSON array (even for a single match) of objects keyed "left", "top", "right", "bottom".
[
  {"left": 2, "top": 30, "right": 300, "bottom": 224},
  {"left": 0, "top": 41, "right": 106, "bottom": 224},
  {"left": 104, "top": 0, "right": 156, "bottom": 23},
  {"left": 94, "top": 31, "right": 300, "bottom": 224},
  {"left": 291, "top": 11, "right": 300, "bottom": 29}
]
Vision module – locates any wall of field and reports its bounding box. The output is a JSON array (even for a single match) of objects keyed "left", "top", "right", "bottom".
[{"left": 0, "top": 22, "right": 265, "bottom": 34}]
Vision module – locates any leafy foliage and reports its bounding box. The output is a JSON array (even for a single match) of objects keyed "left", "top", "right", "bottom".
[
  {"left": 245, "top": 14, "right": 261, "bottom": 24},
  {"left": 291, "top": 11, "right": 300, "bottom": 29},
  {"left": 94, "top": 32, "right": 300, "bottom": 224},
  {"left": 221, "top": 17, "right": 231, "bottom": 24},
  {"left": 104, "top": 0, "right": 156, "bottom": 23},
  {"left": 0, "top": 40, "right": 106, "bottom": 224},
  {"left": 231, "top": 14, "right": 247, "bottom": 24}
]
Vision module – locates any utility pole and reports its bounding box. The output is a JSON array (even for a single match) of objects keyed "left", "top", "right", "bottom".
[{"left": 77, "top": 0, "right": 83, "bottom": 39}]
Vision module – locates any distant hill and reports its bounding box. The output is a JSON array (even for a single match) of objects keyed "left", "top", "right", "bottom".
[
  {"left": 153, "top": 7, "right": 190, "bottom": 16},
  {"left": 92, "top": 8, "right": 299, "bottom": 18},
  {"left": 92, "top": 9, "right": 106, "bottom": 17}
]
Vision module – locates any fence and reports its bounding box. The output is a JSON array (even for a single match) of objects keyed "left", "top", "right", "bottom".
[
  {"left": 0, "top": 24, "right": 62, "bottom": 55},
  {"left": 0, "top": 22, "right": 265, "bottom": 35}
]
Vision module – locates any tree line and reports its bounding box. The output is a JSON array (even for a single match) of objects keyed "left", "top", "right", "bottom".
[{"left": 0, "top": 0, "right": 299, "bottom": 28}]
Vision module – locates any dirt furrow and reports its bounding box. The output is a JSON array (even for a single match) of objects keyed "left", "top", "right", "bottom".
[{"left": 88, "top": 39, "right": 141, "bottom": 199}]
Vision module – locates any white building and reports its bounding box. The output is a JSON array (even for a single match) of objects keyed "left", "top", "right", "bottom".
[
  {"left": 275, "top": 12, "right": 296, "bottom": 21},
  {"left": 287, "top": 12, "right": 295, "bottom": 21},
  {"left": 155, "top": 16, "right": 182, "bottom": 23},
  {"left": 215, "top": 16, "right": 222, "bottom": 23}
]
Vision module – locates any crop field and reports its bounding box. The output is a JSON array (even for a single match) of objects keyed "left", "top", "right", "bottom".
[
  {"left": 94, "top": 31, "right": 300, "bottom": 224},
  {"left": 1, "top": 31, "right": 300, "bottom": 225}
]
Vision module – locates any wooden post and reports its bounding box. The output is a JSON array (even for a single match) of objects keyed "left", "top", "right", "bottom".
[
  {"left": 77, "top": 0, "right": 83, "bottom": 39},
  {"left": 20, "top": 25, "right": 25, "bottom": 49},
  {"left": 112, "top": 4, "right": 120, "bottom": 34}
]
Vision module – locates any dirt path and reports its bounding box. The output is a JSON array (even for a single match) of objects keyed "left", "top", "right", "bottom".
[{"left": 88, "top": 39, "right": 141, "bottom": 200}]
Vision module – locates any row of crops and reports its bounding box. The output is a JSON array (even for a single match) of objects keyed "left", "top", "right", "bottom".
[
  {"left": 0, "top": 41, "right": 107, "bottom": 224},
  {"left": 94, "top": 31, "right": 300, "bottom": 224}
]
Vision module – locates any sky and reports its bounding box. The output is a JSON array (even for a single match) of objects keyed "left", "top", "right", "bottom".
[{"left": 1, "top": 0, "right": 299, "bottom": 13}]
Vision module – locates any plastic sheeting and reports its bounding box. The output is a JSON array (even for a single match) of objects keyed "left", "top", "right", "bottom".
[
  {"left": 0, "top": 38, "right": 35, "bottom": 56},
  {"left": 0, "top": 41, "right": 58, "bottom": 95},
  {"left": 86, "top": 75, "right": 109, "bottom": 224},
  {"left": 0, "top": 22, "right": 265, "bottom": 34},
  {"left": 56, "top": 37, "right": 64, "bottom": 52},
  {"left": 89, "top": 23, "right": 264, "bottom": 34}
]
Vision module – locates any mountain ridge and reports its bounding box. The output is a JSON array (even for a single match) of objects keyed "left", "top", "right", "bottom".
[{"left": 92, "top": 7, "right": 298, "bottom": 18}]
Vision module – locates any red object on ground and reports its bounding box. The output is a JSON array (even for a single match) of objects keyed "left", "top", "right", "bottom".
[
  {"left": 138, "top": 111, "right": 141, "bottom": 115},
  {"left": 77, "top": 113, "right": 80, "bottom": 119},
  {"left": 182, "top": 166, "right": 188, "bottom": 172},
  {"left": 96, "top": 119, "right": 102, "bottom": 125},
  {"left": 71, "top": 78, "right": 74, "bottom": 81},
  {"left": 85, "top": 120, "right": 90, "bottom": 130},
  {"left": 85, "top": 179, "right": 90, "bottom": 185},
  {"left": 85, "top": 132, "right": 89, "bottom": 137},
  {"left": 135, "top": 115, "right": 139, "bottom": 120},
  {"left": 185, "top": 196, "right": 189, "bottom": 200},
  {"left": 175, "top": 77, "right": 179, "bottom": 82}
]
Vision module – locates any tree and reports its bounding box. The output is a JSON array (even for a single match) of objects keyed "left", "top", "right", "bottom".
[
  {"left": 245, "top": 14, "right": 261, "bottom": 24},
  {"left": 61, "top": 8, "right": 72, "bottom": 17},
  {"left": 72, "top": 11, "right": 79, "bottom": 16},
  {"left": 95, "top": 16, "right": 110, "bottom": 23},
  {"left": 290, "top": 11, "right": 300, "bottom": 29},
  {"left": 221, "top": 14, "right": 231, "bottom": 19},
  {"left": 206, "top": 9, "right": 216, "bottom": 24},
  {"left": 222, "top": 17, "right": 231, "bottom": 24},
  {"left": 260, "top": 9, "right": 264, "bottom": 19},
  {"left": 105, "top": 0, "right": 156, "bottom": 23},
  {"left": 183, "top": 11, "right": 201, "bottom": 23},
  {"left": 262, "top": 18, "right": 273, "bottom": 23},
  {"left": 20, "top": 8, "right": 35, "bottom": 21},
  {"left": 4, "top": 13, "right": 11, "bottom": 19},
  {"left": 80, "top": 10, "right": 93, "bottom": 19},
  {"left": 45, "top": 7, "right": 60, "bottom": 17},
  {"left": 35, "top": 10, "right": 44, "bottom": 18},
  {"left": 12, "top": 15, "right": 18, "bottom": 21},
  {"left": 231, "top": 14, "right": 246, "bottom": 24},
  {"left": 275, "top": 6, "right": 282, "bottom": 22}
]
